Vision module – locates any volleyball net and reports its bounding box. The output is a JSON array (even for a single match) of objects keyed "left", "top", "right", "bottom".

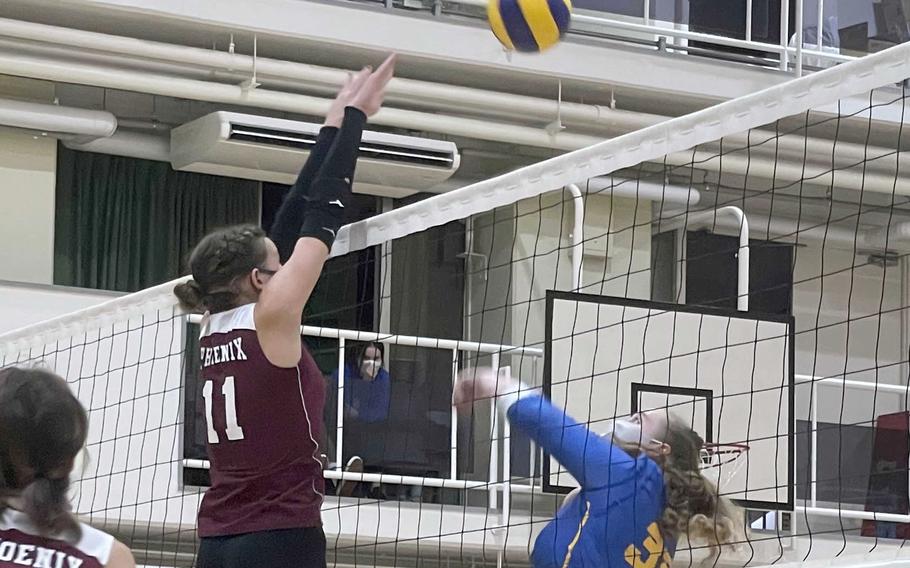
[{"left": 2, "top": 41, "right": 910, "bottom": 567}]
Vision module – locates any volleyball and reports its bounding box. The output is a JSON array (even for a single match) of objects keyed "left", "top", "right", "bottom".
[{"left": 487, "top": 0, "right": 572, "bottom": 52}]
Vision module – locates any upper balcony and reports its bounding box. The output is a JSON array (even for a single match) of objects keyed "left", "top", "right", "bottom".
[{"left": 3, "top": 0, "right": 905, "bottom": 120}]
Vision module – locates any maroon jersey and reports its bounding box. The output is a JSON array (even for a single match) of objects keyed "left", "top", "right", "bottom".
[
  {"left": 196, "top": 303, "right": 326, "bottom": 537},
  {"left": 0, "top": 509, "right": 113, "bottom": 568}
]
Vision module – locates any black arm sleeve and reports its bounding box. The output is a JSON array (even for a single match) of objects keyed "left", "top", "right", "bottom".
[
  {"left": 298, "top": 107, "right": 367, "bottom": 249},
  {"left": 269, "top": 126, "right": 339, "bottom": 262}
]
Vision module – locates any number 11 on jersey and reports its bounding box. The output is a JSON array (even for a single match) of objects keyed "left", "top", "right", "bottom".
[{"left": 202, "top": 376, "right": 245, "bottom": 444}]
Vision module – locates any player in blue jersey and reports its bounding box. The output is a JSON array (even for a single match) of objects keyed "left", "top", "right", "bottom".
[{"left": 454, "top": 368, "right": 741, "bottom": 568}]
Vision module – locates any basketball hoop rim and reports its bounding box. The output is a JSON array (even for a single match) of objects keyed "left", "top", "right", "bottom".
[
  {"left": 700, "top": 442, "right": 750, "bottom": 469},
  {"left": 702, "top": 442, "right": 750, "bottom": 452}
]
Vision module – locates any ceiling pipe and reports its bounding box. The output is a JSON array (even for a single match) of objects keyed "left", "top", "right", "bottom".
[
  {"left": 862, "top": 221, "right": 910, "bottom": 251},
  {"left": 586, "top": 177, "right": 702, "bottom": 207},
  {"left": 0, "top": 17, "right": 903, "bottom": 181},
  {"left": 3, "top": 48, "right": 900, "bottom": 195},
  {"left": 2, "top": 14, "right": 904, "bottom": 165},
  {"left": 0, "top": 16, "right": 661, "bottom": 132},
  {"left": 0, "top": 50, "right": 604, "bottom": 152},
  {"left": 661, "top": 208, "right": 856, "bottom": 245},
  {"left": 63, "top": 130, "right": 170, "bottom": 162},
  {"left": 660, "top": 208, "right": 910, "bottom": 253},
  {"left": 673, "top": 150, "right": 906, "bottom": 196},
  {"left": 0, "top": 97, "right": 116, "bottom": 142},
  {"left": 0, "top": 28, "right": 903, "bottom": 194}
]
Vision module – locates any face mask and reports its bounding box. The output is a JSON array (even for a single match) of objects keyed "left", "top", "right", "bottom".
[
  {"left": 360, "top": 360, "right": 381, "bottom": 379},
  {"left": 608, "top": 419, "right": 645, "bottom": 445}
]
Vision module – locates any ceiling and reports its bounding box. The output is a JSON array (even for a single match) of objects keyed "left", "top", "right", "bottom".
[
  {"left": 0, "top": 0, "right": 908, "bottom": 230},
  {"left": 0, "top": 0, "right": 760, "bottom": 116}
]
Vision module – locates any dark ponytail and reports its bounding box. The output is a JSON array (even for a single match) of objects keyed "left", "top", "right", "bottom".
[
  {"left": 173, "top": 279, "right": 206, "bottom": 313},
  {"left": 20, "top": 477, "right": 75, "bottom": 535},
  {"left": 0, "top": 366, "right": 87, "bottom": 536},
  {"left": 175, "top": 225, "right": 269, "bottom": 314}
]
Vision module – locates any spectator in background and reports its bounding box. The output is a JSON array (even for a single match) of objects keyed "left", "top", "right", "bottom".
[
  {"left": 326, "top": 342, "right": 392, "bottom": 497},
  {"left": 334, "top": 342, "right": 391, "bottom": 424}
]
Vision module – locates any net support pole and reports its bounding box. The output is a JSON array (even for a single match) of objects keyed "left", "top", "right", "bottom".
[{"left": 566, "top": 184, "right": 585, "bottom": 291}]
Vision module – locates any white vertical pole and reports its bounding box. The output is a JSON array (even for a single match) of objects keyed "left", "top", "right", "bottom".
[
  {"left": 335, "top": 337, "right": 346, "bottom": 468},
  {"left": 729, "top": 207, "right": 750, "bottom": 312},
  {"left": 795, "top": 0, "right": 804, "bottom": 76},
  {"left": 451, "top": 348, "right": 459, "bottom": 480},
  {"left": 529, "top": 357, "right": 538, "bottom": 490},
  {"left": 816, "top": 0, "right": 824, "bottom": 50},
  {"left": 780, "top": 0, "right": 791, "bottom": 71},
  {"left": 746, "top": 0, "right": 753, "bottom": 41},
  {"left": 811, "top": 383, "right": 818, "bottom": 507},
  {"left": 643, "top": 0, "right": 650, "bottom": 25},
  {"left": 566, "top": 184, "right": 584, "bottom": 291},
  {"left": 489, "top": 352, "right": 500, "bottom": 510},
  {"left": 502, "top": 366, "right": 512, "bottom": 526}
]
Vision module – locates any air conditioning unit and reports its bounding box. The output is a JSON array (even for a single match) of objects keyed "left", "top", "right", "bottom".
[{"left": 170, "top": 112, "right": 461, "bottom": 198}]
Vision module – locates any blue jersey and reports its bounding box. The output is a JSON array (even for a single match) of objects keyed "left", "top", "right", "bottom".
[{"left": 507, "top": 395, "right": 674, "bottom": 567}]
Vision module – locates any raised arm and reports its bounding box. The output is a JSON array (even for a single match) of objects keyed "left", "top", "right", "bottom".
[
  {"left": 256, "top": 55, "right": 396, "bottom": 367},
  {"left": 506, "top": 392, "right": 633, "bottom": 489},
  {"left": 269, "top": 64, "right": 380, "bottom": 263},
  {"left": 269, "top": 124, "right": 339, "bottom": 263},
  {"left": 454, "top": 368, "right": 636, "bottom": 490}
]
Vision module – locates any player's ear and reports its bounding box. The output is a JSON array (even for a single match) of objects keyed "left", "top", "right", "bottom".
[
  {"left": 656, "top": 441, "right": 672, "bottom": 457},
  {"left": 250, "top": 268, "right": 266, "bottom": 292}
]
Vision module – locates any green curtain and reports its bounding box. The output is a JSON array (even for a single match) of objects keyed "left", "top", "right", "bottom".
[{"left": 54, "top": 145, "right": 260, "bottom": 292}]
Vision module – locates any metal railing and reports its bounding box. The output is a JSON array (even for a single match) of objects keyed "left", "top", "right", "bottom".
[
  {"left": 182, "top": 324, "right": 910, "bottom": 533},
  {"left": 341, "top": 0, "right": 876, "bottom": 75},
  {"left": 795, "top": 373, "right": 910, "bottom": 523},
  {"left": 182, "top": 321, "right": 545, "bottom": 547}
]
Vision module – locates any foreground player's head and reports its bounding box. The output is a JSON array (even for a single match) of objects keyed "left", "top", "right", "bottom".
[
  {"left": 612, "top": 411, "right": 740, "bottom": 547},
  {"left": 175, "top": 224, "right": 281, "bottom": 313},
  {"left": 0, "top": 366, "right": 88, "bottom": 535}
]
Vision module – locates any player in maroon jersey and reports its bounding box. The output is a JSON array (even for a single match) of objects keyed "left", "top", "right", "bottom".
[
  {"left": 173, "top": 54, "right": 396, "bottom": 568},
  {"left": 0, "top": 366, "right": 135, "bottom": 568}
]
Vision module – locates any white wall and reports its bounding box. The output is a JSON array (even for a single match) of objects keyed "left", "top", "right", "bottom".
[
  {"left": 0, "top": 79, "right": 58, "bottom": 285},
  {"left": 462, "top": 192, "right": 652, "bottom": 384},
  {"left": 509, "top": 192, "right": 652, "bottom": 383},
  {"left": 0, "top": 130, "right": 57, "bottom": 284},
  {"left": 792, "top": 243, "right": 907, "bottom": 425},
  {"left": 0, "top": 281, "right": 119, "bottom": 336}
]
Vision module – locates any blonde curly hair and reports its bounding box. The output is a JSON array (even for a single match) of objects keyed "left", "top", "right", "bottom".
[{"left": 620, "top": 417, "right": 743, "bottom": 552}]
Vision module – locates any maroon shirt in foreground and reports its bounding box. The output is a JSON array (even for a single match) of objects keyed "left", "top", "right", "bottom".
[
  {"left": 197, "top": 303, "right": 325, "bottom": 537},
  {"left": 0, "top": 509, "right": 113, "bottom": 568}
]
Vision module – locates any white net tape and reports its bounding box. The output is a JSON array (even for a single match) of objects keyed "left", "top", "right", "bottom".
[{"left": 2, "top": 41, "right": 910, "bottom": 568}]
